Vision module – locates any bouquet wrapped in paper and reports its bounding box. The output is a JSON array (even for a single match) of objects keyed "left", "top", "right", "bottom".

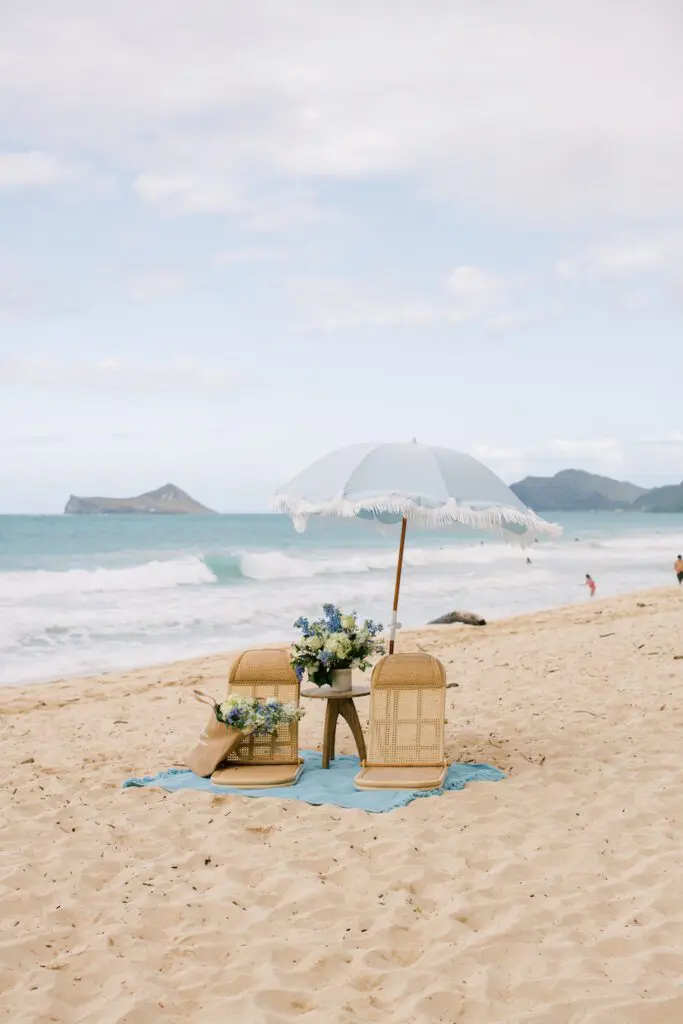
[{"left": 186, "top": 691, "right": 304, "bottom": 777}]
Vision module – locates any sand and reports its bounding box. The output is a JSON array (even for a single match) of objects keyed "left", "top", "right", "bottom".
[{"left": 2, "top": 587, "right": 683, "bottom": 1023}]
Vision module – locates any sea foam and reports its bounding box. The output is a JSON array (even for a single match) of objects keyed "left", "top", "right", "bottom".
[{"left": 1, "top": 514, "right": 681, "bottom": 686}]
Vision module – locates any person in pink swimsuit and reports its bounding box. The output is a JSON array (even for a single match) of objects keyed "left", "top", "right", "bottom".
[{"left": 585, "top": 574, "right": 597, "bottom": 597}]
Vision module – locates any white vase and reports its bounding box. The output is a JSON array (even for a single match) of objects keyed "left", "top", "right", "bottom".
[{"left": 330, "top": 668, "right": 353, "bottom": 692}]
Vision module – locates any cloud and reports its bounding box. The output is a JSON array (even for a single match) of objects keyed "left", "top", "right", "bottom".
[
  {"left": 213, "top": 247, "right": 283, "bottom": 266},
  {"left": 0, "top": 150, "right": 86, "bottom": 189},
  {"left": 446, "top": 266, "right": 506, "bottom": 316},
  {"left": 0, "top": 357, "right": 254, "bottom": 393},
  {"left": 133, "top": 172, "right": 321, "bottom": 230},
  {"left": 0, "top": 433, "right": 67, "bottom": 446},
  {"left": 486, "top": 310, "right": 541, "bottom": 332},
  {"left": 556, "top": 232, "right": 683, "bottom": 281},
  {"left": 474, "top": 438, "right": 620, "bottom": 464},
  {"left": 1, "top": 3, "right": 681, "bottom": 226},
  {"left": 0, "top": 150, "right": 111, "bottom": 195},
  {"left": 635, "top": 432, "right": 683, "bottom": 449},
  {"left": 0, "top": 255, "right": 84, "bottom": 318},
  {"left": 292, "top": 266, "right": 531, "bottom": 332},
  {"left": 290, "top": 276, "right": 440, "bottom": 331},
  {"left": 473, "top": 436, "right": 683, "bottom": 484},
  {"left": 126, "top": 269, "right": 188, "bottom": 301},
  {"left": 473, "top": 438, "right": 625, "bottom": 482},
  {"left": 133, "top": 173, "right": 242, "bottom": 217}
]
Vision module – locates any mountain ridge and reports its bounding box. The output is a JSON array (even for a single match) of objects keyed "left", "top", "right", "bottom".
[
  {"left": 632, "top": 482, "right": 683, "bottom": 513},
  {"left": 510, "top": 469, "right": 680, "bottom": 512},
  {"left": 64, "top": 483, "right": 215, "bottom": 515}
]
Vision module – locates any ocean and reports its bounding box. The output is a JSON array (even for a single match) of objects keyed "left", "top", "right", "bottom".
[{"left": 1, "top": 511, "right": 682, "bottom": 686}]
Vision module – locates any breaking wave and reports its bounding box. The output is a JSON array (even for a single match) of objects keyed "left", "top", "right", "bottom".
[{"left": 4, "top": 530, "right": 678, "bottom": 601}]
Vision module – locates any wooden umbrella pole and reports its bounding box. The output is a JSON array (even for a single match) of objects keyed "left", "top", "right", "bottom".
[{"left": 389, "top": 516, "right": 408, "bottom": 654}]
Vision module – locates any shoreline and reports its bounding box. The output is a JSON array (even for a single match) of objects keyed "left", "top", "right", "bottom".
[
  {"left": 3, "top": 583, "right": 683, "bottom": 1020},
  {"left": 4, "top": 506, "right": 683, "bottom": 691},
  {"left": 1, "top": 581, "right": 678, "bottom": 697}
]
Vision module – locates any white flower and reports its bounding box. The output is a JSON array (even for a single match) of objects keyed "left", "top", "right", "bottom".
[
  {"left": 341, "top": 614, "right": 356, "bottom": 630},
  {"left": 325, "top": 632, "right": 352, "bottom": 659},
  {"left": 306, "top": 636, "right": 323, "bottom": 651},
  {"left": 281, "top": 703, "right": 303, "bottom": 722},
  {"left": 323, "top": 633, "right": 341, "bottom": 653}
]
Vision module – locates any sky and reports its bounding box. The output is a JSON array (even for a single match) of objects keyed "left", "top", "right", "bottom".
[{"left": 1, "top": 1, "right": 683, "bottom": 513}]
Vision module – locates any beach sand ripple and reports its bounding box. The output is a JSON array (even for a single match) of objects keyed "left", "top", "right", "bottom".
[{"left": 2, "top": 588, "right": 683, "bottom": 1022}]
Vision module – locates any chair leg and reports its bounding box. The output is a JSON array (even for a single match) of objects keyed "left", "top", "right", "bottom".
[{"left": 338, "top": 699, "right": 367, "bottom": 763}]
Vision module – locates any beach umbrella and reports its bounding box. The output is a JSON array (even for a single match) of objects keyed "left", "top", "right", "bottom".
[{"left": 274, "top": 441, "right": 560, "bottom": 652}]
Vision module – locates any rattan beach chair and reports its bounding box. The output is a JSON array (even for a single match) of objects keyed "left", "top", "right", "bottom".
[
  {"left": 211, "top": 649, "right": 304, "bottom": 788},
  {"left": 354, "top": 653, "right": 448, "bottom": 791}
]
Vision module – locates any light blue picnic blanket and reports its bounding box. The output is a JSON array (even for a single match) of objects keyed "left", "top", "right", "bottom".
[{"left": 123, "top": 750, "right": 504, "bottom": 813}]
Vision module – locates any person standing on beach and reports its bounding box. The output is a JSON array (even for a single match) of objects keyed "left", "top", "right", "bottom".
[
  {"left": 674, "top": 555, "right": 683, "bottom": 585},
  {"left": 585, "top": 574, "right": 596, "bottom": 598}
]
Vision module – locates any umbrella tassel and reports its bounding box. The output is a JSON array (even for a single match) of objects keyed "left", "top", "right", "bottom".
[{"left": 389, "top": 516, "right": 408, "bottom": 654}]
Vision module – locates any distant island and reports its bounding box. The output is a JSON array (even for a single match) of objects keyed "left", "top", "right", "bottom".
[
  {"left": 62, "top": 471, "right": 683, "bottom": 515},
  {"left": 510, "top": 469, "right": 683, "bottom": 513},
  {"left": 64, "top": 483, "right": 216, "bottom": 515}
]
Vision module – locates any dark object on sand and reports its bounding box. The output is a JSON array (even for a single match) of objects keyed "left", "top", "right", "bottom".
[{"left": 428, "top": 610, "right": 487, "bottom": 627}]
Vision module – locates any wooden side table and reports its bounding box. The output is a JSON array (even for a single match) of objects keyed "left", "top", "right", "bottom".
[{"left": 301, "top": 685, "right": 371, "bottom": 769}]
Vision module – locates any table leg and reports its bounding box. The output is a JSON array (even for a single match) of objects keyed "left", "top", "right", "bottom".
[
  {"left": 329, "top": 703, "right": 337, "bottom": 763},
  {"left": 338, "top": 699, "right": 367, "bottom": 763},
  {"left": 322, "top": 701, "right": 339, "bottom": 769}
]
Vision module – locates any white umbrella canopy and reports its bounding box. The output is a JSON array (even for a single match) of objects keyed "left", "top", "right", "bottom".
[{"left": 274, "top": 441, "right": 560, "bottom": 650}]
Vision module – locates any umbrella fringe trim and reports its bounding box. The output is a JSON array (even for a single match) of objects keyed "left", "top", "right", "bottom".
[{"left": 272, "top": 494, "right": 561, "bottom": 543}]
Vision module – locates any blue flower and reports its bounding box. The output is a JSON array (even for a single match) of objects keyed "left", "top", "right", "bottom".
[
  {"left": 323, "top": 603, "right": 342, "bottom": 632},
  {"left": 291, "top": 604, "right": 384, "bottom": 684},
  {"left": 363, "top": 618, "right": 383, "bottom": 636}
]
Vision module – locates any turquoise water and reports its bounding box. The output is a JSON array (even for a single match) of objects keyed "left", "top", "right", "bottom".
[{"left": 1, "top": 511, "right": 682, "bottom": 685}]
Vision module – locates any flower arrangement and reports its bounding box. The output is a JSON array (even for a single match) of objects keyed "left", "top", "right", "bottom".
[
  {"left": 214, "top": 695, "right": 304, "bottom": 736},
  {"left": 291, "top": 603, "right": 385, "bottom": 687}
]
